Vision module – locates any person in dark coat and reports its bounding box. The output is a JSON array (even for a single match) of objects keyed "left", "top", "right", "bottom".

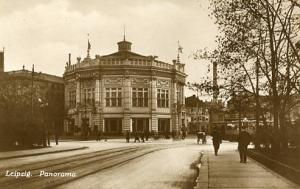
[
  {"left": 125, "top": 131, "right": 130, "bottom": 143},
  {"left": 96, "top": 130, "right": 102, "bottom": 142},
  {"left": 197, "top": 132, "right": 202, "bottom": 144},
  {"left": 54, "top": 132, "right": 59, "bottom": 145},
  {"left": 212, "top": 130, "right": 222, "bottom": 156},
  {"left": 145, "top": 130, "right": 149, "bottom": 141},
  {"left": 134, "top": 132, "right": 140, "bottom": 143},
  {"left": 238, "top": 127, "right": 251, "bottom": 163},
  {"left": 181, "top": 126, "right": 187, "bottom": 140},
  {"left": 141, "top": 132, "right": 145, "bottom": 142}
]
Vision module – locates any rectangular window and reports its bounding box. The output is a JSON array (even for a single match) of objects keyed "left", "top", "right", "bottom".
[
  {"left": 69, "top": 91, "right": 76, "bottom": 108},
  {"left": 157, "top": 89, "right": 169, "bottom": 108},
  {"left": 105, "top": 88, "right": 122, "bottom": 107},
  {"left": 81, "top": 88, "right": 95, "bottom": 105},
  {"left": 132, "top": 88, "right": 148, "bottom": 107}
]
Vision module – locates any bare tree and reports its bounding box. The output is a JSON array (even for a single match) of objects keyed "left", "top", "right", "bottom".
[{"left": 192, "top": 0, "right": 300, "bottom": 152}]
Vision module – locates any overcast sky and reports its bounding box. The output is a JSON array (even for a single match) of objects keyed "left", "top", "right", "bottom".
[{"left": 0, "top": 0, "right": 218, "bottom": 98}]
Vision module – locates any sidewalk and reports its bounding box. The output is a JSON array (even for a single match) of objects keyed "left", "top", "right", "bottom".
[
  {"left": 0, "top": 142, "right": 87, "bottom": 160},
  {"left": 195, "top": 144, "right": 299, "bottom": 189}
]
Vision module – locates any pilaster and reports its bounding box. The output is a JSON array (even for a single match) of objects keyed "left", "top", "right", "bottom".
[
  {"left": 123, "top": 114, "right": 131, "bottom": 132},
  {"left": 123, "top": 77, "right": 131, "bottom": 111},
  {"left": 151, "top": 79, "right": 157, "bottom": 111},
  {"left": 95, "top": 79, "right": 100, "bottom": 103},
  {"left": 76, "top": 80, "right": 80, "bottom": 106},
  {"left": 171, "top": 80, "right": 179, "bottom": 131},
  {"left": 151, "top": 116, "right": 158, "bottom": 132}
]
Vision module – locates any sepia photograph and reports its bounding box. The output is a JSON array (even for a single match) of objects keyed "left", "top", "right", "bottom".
[{"left": 0, "top": 0, "right": 299, "bottom": 188}]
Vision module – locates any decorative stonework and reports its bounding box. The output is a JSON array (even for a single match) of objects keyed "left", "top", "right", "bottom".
[
  {"left": 157, "top": 79, "right": 170, "bottom": 87},
  {"left": 79, "top": 72, "right": 96, "bottom": 79},
  {"left": 104, "top": 78, "right": 123, "bottom": 85},
  {"left": 132, "top": 78, "right": 150, "bottom": 85}
]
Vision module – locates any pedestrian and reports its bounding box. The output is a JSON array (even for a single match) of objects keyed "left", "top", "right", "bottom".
[
  {"left": 145, "top": 130, "right": 149, "bottom": 141},
  {"left": 125, "top": 130, "right": 130, "bottom": 143},
  {"left": 134, "top": 132, "right": 140, "bottom": 143},
  {"left": 96, "top": 130, "right": 102, "bottom": 142},
  {"left": 197, "top": 131, "right": 203, "bottom": 144},
  {"left": 212, "top": 130, "right": 222, "bottom": 156},
  {"left": 54, "top": 132, "right": 59, "bottom": 145},
  {"left": 141, "top": 132, "right": 145, "bottom": 142},
  {"left": 181, "top": 126, "right": 186, "bottom": 140},
  {"left": 238, "top": 127, "right": 251, "bottom": 163},
  {"left": 202, "top": 132, "right": 207, "bottom": 144}
]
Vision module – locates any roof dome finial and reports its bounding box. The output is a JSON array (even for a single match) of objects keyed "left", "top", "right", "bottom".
[
  {"left": 118, "top": 27, "right": 132, "bottom": 52},
  {"left": 123, "top": 25, "right": 126, "bottom": 41}
]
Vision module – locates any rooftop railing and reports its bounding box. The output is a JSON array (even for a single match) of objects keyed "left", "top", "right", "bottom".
[{"left": 65, "top": 58, "right": 184, "bottom": 73}]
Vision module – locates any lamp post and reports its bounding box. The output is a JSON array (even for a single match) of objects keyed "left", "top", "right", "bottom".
[{"left": 39, "top": 98, "right": 48, "bottom": 147}]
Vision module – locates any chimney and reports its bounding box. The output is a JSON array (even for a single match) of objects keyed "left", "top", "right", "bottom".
[
  {"left": 0, "top": 50, "right": 4, "bottom": 72},
  {"left": 68, "top": 53, "right": 71, "bottom": 65}
]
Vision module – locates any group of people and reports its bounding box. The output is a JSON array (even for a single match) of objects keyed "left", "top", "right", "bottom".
[
  {"left": 125, "top": 131, "right": 150, "bottom": 143},
  {"left": 97, "top": 127, "right": 252, "bottom": 163},
  {"left": 96, "top": 131, "right": 107, "bottom": 142},
  {"left": 212, "top": 127, "right": 251, "bottom": 163}
]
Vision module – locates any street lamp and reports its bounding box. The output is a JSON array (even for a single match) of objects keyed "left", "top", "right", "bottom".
[{"left": 39, "top": 98, "right": 48, "bottom": 147}]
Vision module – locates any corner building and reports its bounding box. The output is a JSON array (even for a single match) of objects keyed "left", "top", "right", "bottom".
[{"left": 64, "top": 39, "right": 186, "bottom": 136}]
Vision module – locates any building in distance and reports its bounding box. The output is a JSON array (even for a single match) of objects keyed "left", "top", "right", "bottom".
[
  {"left": 185, "top": 95, "right": 210, "bottom": 134},
  {"left": 0, "top": 53, "right": 64, "bottom": 147},
  {"left": 63, "top": 37, "right": 187, "bottom": 138}
]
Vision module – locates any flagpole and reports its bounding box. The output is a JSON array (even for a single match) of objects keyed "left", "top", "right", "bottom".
[{"left": 87, "top": 33, "right": 91, "bottom": 58}]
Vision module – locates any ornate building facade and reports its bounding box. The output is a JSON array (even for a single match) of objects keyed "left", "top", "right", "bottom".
[{"left": 64, "top": 38, "right": 186, "bottom": 136}]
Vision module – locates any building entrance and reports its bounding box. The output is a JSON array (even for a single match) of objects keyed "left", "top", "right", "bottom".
[
  {"left": 132, "top": 118, "right": 149, "bottom": 133},
  {"left": 105, "top": 118, "right": 122, "bottom": 134},
  {"left": 158, "top": 118, "right": 170, "bottom": 134}
]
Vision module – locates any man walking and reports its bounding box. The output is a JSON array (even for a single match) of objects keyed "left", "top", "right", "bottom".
[
  {"left": 212, "top": 130, "right": 222, "bottom": 156},
  {"left": 134, "top": 132, "right": 140, "bottom": 143},
  {"left": 125, "top": 130, "right": 130, "bottom": 143},
  {"left": 96, "top": 130, "right": 102, "bottom": 142},
  {"left": 238, "top": 127, "right": 251, "bottom": 163}
]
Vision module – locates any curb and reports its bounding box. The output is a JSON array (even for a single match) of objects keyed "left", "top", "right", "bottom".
[
  {"left": 194, "top": 151, "right": 208, "bottom": 189},
  {"left": 0, "top": 147, "right": 88, "bottom": 160},
  {"left": 248, "top": 149, "right": 300, "bottom": 186}
]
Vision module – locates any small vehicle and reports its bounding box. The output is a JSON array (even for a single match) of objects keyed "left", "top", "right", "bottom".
[{"left": 197, "top": 132, "right": 207, "bottom": 144}]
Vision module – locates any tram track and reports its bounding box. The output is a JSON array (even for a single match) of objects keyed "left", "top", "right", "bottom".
[
  {"left": 0, "top": 145, "right": 173, "bottom": 189},
  {"left": 0, "top": 146, "right": 139, "bottom": 177}
]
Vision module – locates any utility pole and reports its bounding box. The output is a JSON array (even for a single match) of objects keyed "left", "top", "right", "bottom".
[{"left": 31, "top": 64, "right": 34, "bottom": 122}]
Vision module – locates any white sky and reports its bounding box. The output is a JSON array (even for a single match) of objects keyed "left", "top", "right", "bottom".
[{"left": 0, "top": 0, "right": 218, "bottom": 99}]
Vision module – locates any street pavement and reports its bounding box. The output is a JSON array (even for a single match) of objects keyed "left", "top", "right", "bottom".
[
  {"left": 195, "top": 140, "right": 299, "bottom": 189},
  {"left": 56, "top": 144, "right": 203, "bottom": 189},
  {"left": 0, "top": 138, "right": 299, "bottom": 189},
  {"left": 0, "top": 142, "right": 87, "bottom": 160}
]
